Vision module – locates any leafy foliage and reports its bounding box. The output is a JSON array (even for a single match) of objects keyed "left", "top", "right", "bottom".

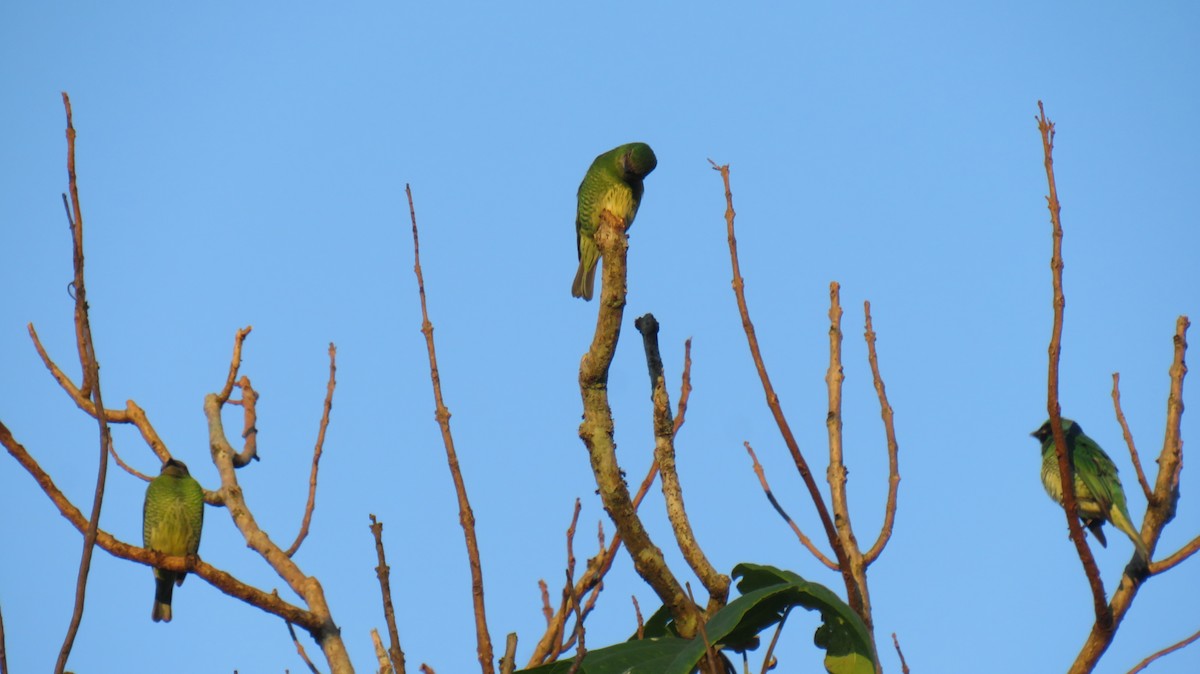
[{"left": 517, "top": 563, "right": 875, "bottom": 674}]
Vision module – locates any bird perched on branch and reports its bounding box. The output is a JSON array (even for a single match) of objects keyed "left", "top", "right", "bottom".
[
  {"left": 572, "top": 142, "right": 657, "bottom": 301},
  {"left": 1031, "top": 418, "right": 1149, "bottom": 562},
  {"left": 143, "top": 458, "right": 205, "bottom": 622}
]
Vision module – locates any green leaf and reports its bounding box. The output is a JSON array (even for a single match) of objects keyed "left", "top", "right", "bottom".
[{"left": 517, "top": 563, "right": 875, "bottom": 674}]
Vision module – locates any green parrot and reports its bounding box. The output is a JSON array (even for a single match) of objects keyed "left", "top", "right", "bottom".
[
  {"left": 571, "top": 142, "right": 658, "bottom": 301},
  {"left": 143, "top": 457, "right": 205, "bottom": 622},
  {"left": 1031, "top": 418, "right": 1149, "bottom": 562}
]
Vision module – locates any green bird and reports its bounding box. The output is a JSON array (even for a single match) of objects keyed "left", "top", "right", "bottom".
[
  {"left": 572, "top": 142, "right": 658, "bottom": 301},
  {"left": 143, "top": 457, "right": 205, "bottom": 622},
  {"left": 1031, "top": 418, "right": 1149, "bottom": 562}
]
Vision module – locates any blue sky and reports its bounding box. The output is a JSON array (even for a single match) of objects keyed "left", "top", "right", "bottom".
[{"left": 2, "top": 2, "right": 1198, "bottom": 672}]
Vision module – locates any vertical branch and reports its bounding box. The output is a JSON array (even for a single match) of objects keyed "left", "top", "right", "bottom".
[
  {"left": 370, "top": 515, "right": 407, "bottom": 674},
  {"left": 576, "top": 208, "right": 697, "bottom": 636},
  {"left": 54, "top": 91, "right": 115, "bottom": 674},
  {"left": 863, "top": 302, "right": 900, "bottom": 563},
  {"left": 709, "top": 160, "right": 860, "bottom": 614},
  {"left": 634, "top": 314, "right": 730, "bottom": 611},
  {"left": 407, "top": 184, "right": 495, "bottom": 673},
  {"left": 824, "top": 285, "right": 875, "bottom": 655},
  {"left": 1037, "top": 101, "right": 1110, "bottom": 628}
]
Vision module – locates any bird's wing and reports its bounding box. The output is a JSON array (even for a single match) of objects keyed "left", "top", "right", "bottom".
[{"left": 1072, "top": 433, "right": 1123, "bottom": 513}]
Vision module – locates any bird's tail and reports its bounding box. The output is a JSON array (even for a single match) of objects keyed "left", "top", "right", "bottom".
[
  {"left": 152, "top": 575, "right": 175, "bottom": 623},
  {"left": 572, "top": 259, "right": 597, "bottom": 301},
  {"left": 1109, "top": 505, "right": 1150, "bottom": 563}
]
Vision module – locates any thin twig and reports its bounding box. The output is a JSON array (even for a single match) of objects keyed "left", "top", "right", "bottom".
[
  {"left": 55, "top": 91, "right": 115, "bottom": 674},
  {"left": 709, "top": 160, "right": 859, "bottom": 613},
  {"left": 371, "top": 628, "right": 394, "bottom": 674},
  {"left": 686, "top": 582, "right": 719, "bottom": 674},
  {"left": 27, "top": 324, "right": 172, "bottom": 468},
  {"left": 632, "top": 595, "right": 644, "bottom": 640},
  {"left": 891, "top": 633, "right": 910, "bottom": 674},
  {"left": 286, "top": 343, "right": 338, "bottom": 557},
  {"left": 217, "top": 326, "right": 253, "bottom": 404},
  {"left": 744, "top": 442, "right": 836, "bottom": 569},
  {"left": 407, "top": 184, "right": 495, "bottom": 673},
  {"left": 565, "top": 500, "right": 587, "bottom": 674},
  {"left": 1111, "top": 373, "right": 1154, "bottom": 503},
  {"left": 287, "top": 621, "right": 321, "bottom": 674},
  {"left": 863, "top": 301, "right": 900, "bottom": 563},
  {"left": 1126, "top": 626, "right": 1200, "bottom": 674},
  {"left": 1037, "top": 101, "right": 1110, "bottom": 628},
  {"left": 369, "top": 515, "right": 407, "bottom": 674},
  {"left": 759, "top": 607, "right": 792, "bottom": 674},
  {"left": 1150, "top": 532, "right": 1200, "bottom": 576}
]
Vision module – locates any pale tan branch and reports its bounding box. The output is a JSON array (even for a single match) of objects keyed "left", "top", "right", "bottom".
[
  {"left": 576, "top": 206, "right": 696, "bottom": 637},
  {"left": 216, "top": 326, "right": 253, "bottom": 404},
  {"left": 407, "top": 184, "right": 495, "bottom": 673},
  {"left": 28, "top": 323, "right": 171, "bottom": 467},
  {"left": 709, "top": 160, "right": 859, "bottom": 614},
  {"left": 1111, "top": 373, "right": 1154, "bottom": 503},
  {"left": 286, "top": 343, "right": 338, "bottom": 557},
  {"left": 635, "top": 313, "right": 730, "bottom": 611},
  {"left": 863, "top": 301, "right": 900, "bottom": 564}
]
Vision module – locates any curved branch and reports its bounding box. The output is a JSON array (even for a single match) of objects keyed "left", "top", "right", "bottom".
[
  {"left": 863, "top": 302, "right": 900, "bottom": 564},
  {"left": 205, "top": 394, "right": 350, "bottom": 668},
  {"left": 28, "top": 323, "right": 171, "bottom": 466},
  {"left": 286, "top": 343, "right": 337, "bottom": 557}
]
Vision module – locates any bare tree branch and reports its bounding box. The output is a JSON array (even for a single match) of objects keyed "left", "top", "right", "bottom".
[
  {"left": 0, "top": 420, "right": 322, "bottom": 631},
  {"left": 744, "top": 441, "right": 837, "bottom": 570},
  {"left": 406, "top": 184, "right": 494, "bottom": 673},
  {"left": 575, "top": 206, "right": 697, "bottom": 637},
  {"left": 286, "top": 343, "right": 338, "bottom": 557},
  {"left": 1037, "top": 101, "right": 1111, "bottom": 629},
  {"left": 369, "top": 515, "right": 406, "bottom": 674},
  {"left": 635, "top": 314, "right": 730, "bottom": 611},
  {"left": 288, "top": 621, "right": 321, "bottom": 674},
  {"left": 709, "top": 160, "right": 861, "bottom": 616},
  {"left": 1111, "top": 373, "right": 1154, "bottom": 503},
  {"left": 55, "top": 91, "right": 115, "bottom": 674},
  {"left": 1126, "top": 625, "right": 1200, "bottom": 674},
  {"left": 863, "top": 302, "right": 900, "bottom": 564}
]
